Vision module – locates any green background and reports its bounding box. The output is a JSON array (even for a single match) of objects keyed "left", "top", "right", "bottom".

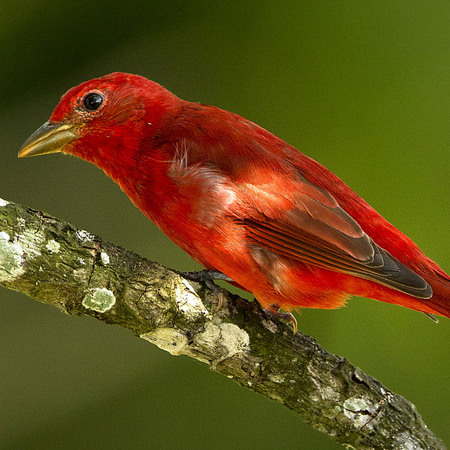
[{"left": 1, "top": 2, "right": 449, "bottom": 449}]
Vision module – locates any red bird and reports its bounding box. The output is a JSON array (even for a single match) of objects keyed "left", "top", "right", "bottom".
[{"left": 18, "top": 72, "right": 450, "bottom": 324}]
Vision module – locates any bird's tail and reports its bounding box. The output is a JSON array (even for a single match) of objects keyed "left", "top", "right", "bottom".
[{"left": 420, "top": 264, "right": 450, "bottom": 319}]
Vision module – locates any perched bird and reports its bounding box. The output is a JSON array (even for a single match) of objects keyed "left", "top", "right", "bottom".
[{"left": 19, "top": 72, "right": 450, "bottom": 326}]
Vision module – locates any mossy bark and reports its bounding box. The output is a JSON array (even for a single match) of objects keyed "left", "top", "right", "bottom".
[{"left": 0, "top": 199, "right": 445, "bottom": 449}]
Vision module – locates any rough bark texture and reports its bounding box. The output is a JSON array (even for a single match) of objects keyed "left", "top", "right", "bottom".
[{"left": 0, "top": 198, "right": 445, "bottom": 449}]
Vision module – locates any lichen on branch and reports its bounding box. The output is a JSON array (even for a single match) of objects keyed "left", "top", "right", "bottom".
[{"left": 0, "top": 198, "right": 445, "bottom": 449}]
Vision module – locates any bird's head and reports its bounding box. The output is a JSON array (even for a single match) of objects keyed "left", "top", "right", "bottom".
[{"left": 18, "top": 72, "right": 180, "bottom": 177}]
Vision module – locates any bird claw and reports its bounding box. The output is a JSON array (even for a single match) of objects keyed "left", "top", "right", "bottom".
[
  {"left": 264, "top": 304, "right": 298, "bottom": 334},
  {"left": 215, "top": 292, "right": 225, "bottom": 313}
]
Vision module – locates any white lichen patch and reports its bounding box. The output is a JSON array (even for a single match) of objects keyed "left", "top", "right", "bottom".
[
  {"left": 15, "top": 228, "right": 45, "bottom": 258},
  {"left": 74, "top": 268, "right": 87, "bottom": 280},
  {"left": 82, "top": 288, "right": 116, "bottom": 313},
  {"left": 0, "top": 231, "right": 24, "bottom": 282},
  {"left": 394, "top": 432, "right": 421, "bottom": 450},
  {"left": 100, "top": 252, "right": 110, "bottom": 265},
  {"left": 76, "top": 229, "right": 94, "bottom": 243},
  {"left": 182, "top": 279, "right": 197, "bottom": 295},
  {"left": 195, "top": 322, "right": 250, "bottom": 359},
  {"left": 343, "top": 396, "right": 375, "bottom": 428},
  {"left": 45, "top": 240, "right": 60, "bottom": 254},
  {"left": 321, "top": 386, "right": 341, "bottom": 402},
  {"left": 307, "top": 362, "right": 344, "bottom": 403},
  {"left": 268, "top": 373, "right": 285, "bottom": 384},
  {"left": 140, "top": 328, "right": 189, "bottom": 356},
  {"left": 0, "top": 198, "right": 9, "bottom": 207},
  {"left": 175, "top": 279, "right": 209, "bottom": 320},
  {"left": 344, "top": 397, "right": 372, "bottom": 412}
]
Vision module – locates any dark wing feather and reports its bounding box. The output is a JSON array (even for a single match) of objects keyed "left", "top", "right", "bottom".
[{"left": 237, "top": 173, "right": 432, "bottom": 299}]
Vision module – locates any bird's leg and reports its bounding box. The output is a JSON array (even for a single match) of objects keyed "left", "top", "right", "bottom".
[
  {"left": 264, "top": 304, "right": 298, "bottom": 334},
  {"left": 180, "top": 270, "right": 233, "bottom": 312}
]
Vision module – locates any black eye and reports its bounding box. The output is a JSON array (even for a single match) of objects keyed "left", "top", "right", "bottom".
[{"left": 83, "top": 92, "right": 104, "bottom": 111}]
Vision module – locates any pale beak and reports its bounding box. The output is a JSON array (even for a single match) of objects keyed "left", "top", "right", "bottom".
[{"left": 18, "top": 121, "right": 83, "bottom": 158}]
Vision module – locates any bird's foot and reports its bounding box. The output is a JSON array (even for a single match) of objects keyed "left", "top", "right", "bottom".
[
  {"left": 264, "top": 304, "right": 298, "bottom": 334},
  {"left": 180, "top": 269, "right": 234, "bottom": 283},
  {"left": 180, "top": 270, "right": 232, "bottom": 312}
]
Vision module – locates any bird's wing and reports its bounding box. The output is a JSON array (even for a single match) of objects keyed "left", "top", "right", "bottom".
[{"left": 234, "top": 169, "right": 432, "bottom": 299}]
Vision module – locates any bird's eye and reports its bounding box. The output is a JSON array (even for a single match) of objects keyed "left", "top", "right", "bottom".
[{"left": 82, "top": 92, "right": 104, "bottom": 111}]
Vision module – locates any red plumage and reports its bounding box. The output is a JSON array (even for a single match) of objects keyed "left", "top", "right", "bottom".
[{"left": 20, "top": 72, "right": 450, "bottom": 319}]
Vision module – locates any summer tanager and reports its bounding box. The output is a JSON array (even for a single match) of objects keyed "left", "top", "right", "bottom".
[{"left": 18, "top": 73, "right": 450, "bottom": 323}]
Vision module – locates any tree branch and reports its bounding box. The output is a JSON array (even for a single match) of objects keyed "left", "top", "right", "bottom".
[{"left": 0, "top": 198, "right": 445, "bottom": 449}]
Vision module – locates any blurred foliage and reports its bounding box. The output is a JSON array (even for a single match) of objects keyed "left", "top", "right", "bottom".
[{"left": 1, "top": 1, "right": 449, "bottom": 449}]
